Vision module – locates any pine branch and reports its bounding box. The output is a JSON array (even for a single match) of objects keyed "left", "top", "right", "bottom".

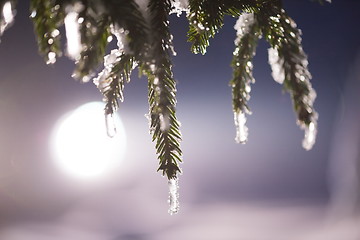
[
  {"left": 146, "top": 0, "right": 182, "bottom": 180},
  {"left": 186, "top": 0, "right": 268, "bottom": 55},
  {"left": 30, "top": 0, "right": 63, "bottom": 64},
  {"left": 73, "top": 5, "right": 110, "bottom": 82},
  {"left": 230, "top": 13, "right": 261, "bottom": 144},
  {"left": 104, "top": 0, "right": 149, "bottom": 59},
  {"left": 94, "top": 52, "right": 135, "bottom": 117},
  {"left": 257, "top": 4, "right": 318, "bottom": 150}
]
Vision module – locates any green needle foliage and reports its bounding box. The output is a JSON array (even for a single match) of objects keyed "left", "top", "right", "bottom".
[{"left": 0, "top": 0, "right": 329, "bottom": 184}]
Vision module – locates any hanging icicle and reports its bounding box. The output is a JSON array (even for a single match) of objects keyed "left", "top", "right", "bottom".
[{"left": 168, "top": 177, "right": 180, "bottom": 215}]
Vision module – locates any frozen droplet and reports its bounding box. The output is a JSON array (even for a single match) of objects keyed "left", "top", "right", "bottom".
[
  {"left": 47, "top": 52, "right": 56, "bottom": 64},
  {"left": 30, "top": 10, "right": 37, "bottom": 18},
  {"left": 302, "top": 121, "right": 316, "bottom": 150},
  {"left": 234, "top": 111, "right": 248, "bottom": 144},
  {"left": 168, "top": 178, "right": 179, "bottom": 215},
  {"left": 51, "top": 29, "right": 60, "bottom": 37},
  {"left": 105, "top": 113, "right": 117, "bottom": 138},
  {"left": 48, "top": 38, "right": 54, "bottom": 44},
  {"left": 77, "top": 17, "right": 84, "bottom": 24},
  {"left": 64, "top": 8, "right": 82, "bottom": 60}
]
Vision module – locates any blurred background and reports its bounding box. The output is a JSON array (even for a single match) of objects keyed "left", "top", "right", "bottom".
[{"left": 0, "top": 0, "right": 359, "bottom": 239}]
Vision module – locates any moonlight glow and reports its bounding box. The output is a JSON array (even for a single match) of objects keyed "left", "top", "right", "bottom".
[{"left": 51, "top": 102, "right": 126, "bottom": 180}]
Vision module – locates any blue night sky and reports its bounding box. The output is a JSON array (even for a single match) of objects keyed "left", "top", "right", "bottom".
[{"left": 0, "top": 1, "right": 359, "bottom": 239}]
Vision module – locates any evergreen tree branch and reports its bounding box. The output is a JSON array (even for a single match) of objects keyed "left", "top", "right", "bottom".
[
  {"left": 257, "top": 3, "right": 318, "bottom": 150},
  {"left": 73, "top": 5, "right": 110, "bottom": 82},
  {"left": 146, "top": 0, "right": 182, "bottom": 180},
  {"left": 230, "top": 13, "right": 261, "bottom": 143},
  {"left": 94, "top": 52, "right": 135, "bottom": 117},
  {"left": 30, "top": 0, "right": 64, "bottom": 64},
  {"left": 186, "top": 0, "right": 270, "bottom": 55}
]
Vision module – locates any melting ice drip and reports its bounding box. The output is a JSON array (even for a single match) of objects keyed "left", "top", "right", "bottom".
[
  {"left": 168, "top": 178, "right": 180, "bottom": 215},
  {"left": 105, "top": 113, "right": 117, "bottom": 138},
  {"left": 234, "top": 111, "right": 248, "bottom": 144}
]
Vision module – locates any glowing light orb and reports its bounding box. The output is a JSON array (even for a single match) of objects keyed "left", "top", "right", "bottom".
[{"left": 51, "top": 102, "right": 126, "bottom": 180}]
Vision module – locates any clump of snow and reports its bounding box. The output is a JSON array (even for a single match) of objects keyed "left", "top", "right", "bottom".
[
  {"left": 111, "top": 24, "right": 133, "bottom": 55},
  {"left": 170, "top": 0, "right": 189, "bottom": 17},
  {"left": 93, "top": 49, "right": 122, "bottom": 94},
  {"left": 234, "top": 13, "right": 255, "bottom": 44},
  {"left": 168, "top": 177, "right": 180, "bottom": 215},
  {"left": 159, "top": 112, "right": 170, "bottom": 131},
  {"left": 0, "top": 1, "right": 15, "bottom": 37},
  {"left": 268, "top": 47, "right": 285, "bottom": 84}
]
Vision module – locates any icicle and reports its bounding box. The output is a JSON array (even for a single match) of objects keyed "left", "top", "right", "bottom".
[
  {"left": 64, "top": 3, "right": 83, "bottom": 60},
  {"left": 234, "top": 111, "right": 248, "bottom": 144},
  {"left": 268, "top": 47, "right": 285, "bottom": 84},
  {"left": 0, "top": 1, "right": 14, "bottom": 36},
  {"left": 168, "top": 178, "right": 179, "bottom": 215},
  {"left": 302, "top": 121, "right": 317, "bottom": 150},
  {"left": 105, "top": 113, "right": 117, "bottom": 138}
]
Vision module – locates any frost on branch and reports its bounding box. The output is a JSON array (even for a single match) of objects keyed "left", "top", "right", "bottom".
[{"left": 230, "top": 13, "right": 260, "bottom": 144}]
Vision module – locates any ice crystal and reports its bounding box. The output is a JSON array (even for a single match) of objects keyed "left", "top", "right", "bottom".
[
  {"left": 234, "top": 111, "right": 248, "bottom": 144},
  {"left": 268, "top": 47, "right": 285, "bottom": 84},
  {"left": 168, "top": 178, "right": 179, "bottom": 215},
  {"left": 64, "top": 3, "right": 83, "bottom": 60}
]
